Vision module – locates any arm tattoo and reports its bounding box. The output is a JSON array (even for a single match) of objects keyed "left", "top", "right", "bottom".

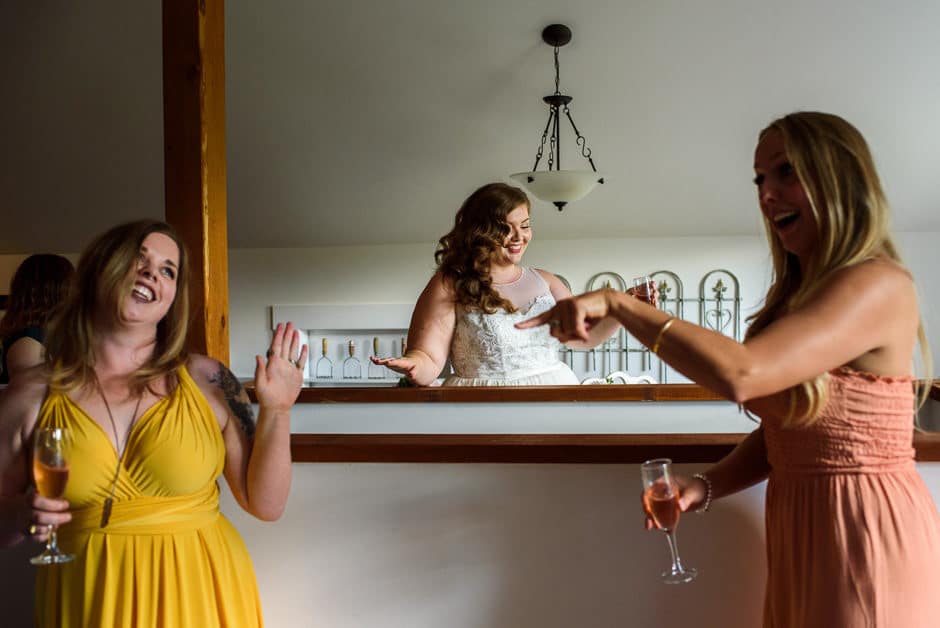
[{"left": 209, "top": 365, "right": 256, "bottom": 440}]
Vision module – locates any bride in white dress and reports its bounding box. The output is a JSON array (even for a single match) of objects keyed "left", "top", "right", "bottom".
[{"left": 371, "top": 182, "right": 621, "bottom": 386}]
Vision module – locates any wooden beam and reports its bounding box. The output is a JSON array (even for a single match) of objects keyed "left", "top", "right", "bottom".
[
  {"left": 162, "top": 0, "right": 229, "bottom": 364},
  {"left": 287, "top": 432, "right": 940, "bottom": 463},
  {"left": 247, "top": 383, "right": 727, "bottom": 404}
]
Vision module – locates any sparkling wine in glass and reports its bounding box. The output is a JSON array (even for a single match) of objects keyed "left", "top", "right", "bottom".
[
  {"left": 640, "top": 458, "right": 696, "bottom": 584},
  {"left": 30, "top": 427, "right": 74, "bottom": 565},
  {"left": 632, "top": 276, "right": 654, "bottom": 305}
]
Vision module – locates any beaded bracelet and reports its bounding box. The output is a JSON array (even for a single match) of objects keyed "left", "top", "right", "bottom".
[
  {"left": 651, "top": 317, "right": 675, "bottom": 354},
  {"left": 692, "top": 473, "right": 712, "bottom": 513}
]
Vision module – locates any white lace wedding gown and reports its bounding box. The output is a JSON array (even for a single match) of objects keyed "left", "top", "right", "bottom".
[{"left": 444, "top": 267, "right": 579, "bottom": 386}]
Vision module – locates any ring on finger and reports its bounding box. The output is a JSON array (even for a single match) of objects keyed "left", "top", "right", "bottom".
[
  {"left": 548, "top": 319, "right": 561, "bottom": 328},
  {"left": 266, "top": 349, "right": 274, "bottom": 358},
  {"left": 27, "top": 523, "right": 39, "bottom": 536}
]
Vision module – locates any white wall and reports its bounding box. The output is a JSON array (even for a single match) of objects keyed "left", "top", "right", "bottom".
[
  {"left": 221, "top": 461, "right": 940, "bottom": 628},
  {"left": 228, "top": 463, "right": 770, "bottom": 628}
]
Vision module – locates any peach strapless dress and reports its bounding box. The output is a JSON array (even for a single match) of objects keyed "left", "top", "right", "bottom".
[{"left": 761, "top": 367, "right": 940, "bottom": 627}]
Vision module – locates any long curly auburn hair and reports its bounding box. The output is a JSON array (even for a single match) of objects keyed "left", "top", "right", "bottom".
[{"left": 435, "top": 183, "right": 530, "bottom": 314}]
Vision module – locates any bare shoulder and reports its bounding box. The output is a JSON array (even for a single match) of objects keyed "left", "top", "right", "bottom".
[
  {"left": 186, "top": 354, "right": 246, "bottom": 399},
  {"left": 416, "top": 271, "right": 457, "bottom": 314},
  {"left": 825, "top": 258, "right": 916, "bottom": 305},
  {"left": 427, "top": 270, "right": 456, "bottom": 298},
  {"left": 185, "top": 353, "right": 223, "bottom": 387},
  {"left": 187, "top": 354, "right": 255, "bottom": 437},
  {"left": 4, "top": 336, "right": 43, "bottom": 371}
]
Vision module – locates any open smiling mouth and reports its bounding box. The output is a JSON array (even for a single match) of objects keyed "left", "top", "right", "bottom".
[
  {"left": 773, "top": 211, "right": 799, "bottom": 229},
  {"left": 132, "top": 285, "right": 156, "bottom": 302}
]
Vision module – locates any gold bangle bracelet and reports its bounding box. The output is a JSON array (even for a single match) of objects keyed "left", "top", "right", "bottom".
[{"left": 651, "top": 317, "right": 675, "bottom": 354}]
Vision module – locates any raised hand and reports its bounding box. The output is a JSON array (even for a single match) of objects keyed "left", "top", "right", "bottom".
[{"left": 255, "top": 322, "right": 308, "bottom": 411}]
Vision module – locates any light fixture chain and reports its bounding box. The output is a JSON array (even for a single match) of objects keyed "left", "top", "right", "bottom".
[
  {"left": 563, "top": 106, "right": 598, "bottom": 171},
  {"left": 548, "top": 106, "right": 559, "bottom": 170},
  {"left": 553, "top": 47, "right": 561, "bottom": 95},
  {"left": 532, "top": 109, "right": 554, "bottom": 171}
]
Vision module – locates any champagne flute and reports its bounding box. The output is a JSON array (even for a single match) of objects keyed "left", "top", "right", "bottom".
[
  {"left": 30, "top": 427, "right": 74, "bottom": 565},
  {"left": 632, "top": 276, "right": 654, "bottom": 305},
  {"left": 640, "top": 458, "right": 696, "bottom": 584}
]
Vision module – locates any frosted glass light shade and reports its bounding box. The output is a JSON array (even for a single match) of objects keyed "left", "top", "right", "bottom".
[{"left": 510, "top": 170, "right": 604, "bottom": 204}]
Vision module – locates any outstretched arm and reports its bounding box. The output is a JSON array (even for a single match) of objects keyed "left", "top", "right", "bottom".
[
  {"left": 520, "top": 259, "right": 918, "bottom": 403},
  {"left": 370, "top": 272, "right": 456, "bottom": 386}
]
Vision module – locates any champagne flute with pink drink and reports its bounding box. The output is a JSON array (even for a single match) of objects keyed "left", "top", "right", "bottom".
[{"left": 641, "top": 458, "right": 697, "bottom": 583}]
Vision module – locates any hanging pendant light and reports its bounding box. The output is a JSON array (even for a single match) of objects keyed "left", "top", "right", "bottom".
[{"left": 511, "top": 24, "right": 604, "bottom": 211}]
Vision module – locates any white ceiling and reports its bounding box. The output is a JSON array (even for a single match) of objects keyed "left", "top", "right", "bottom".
[{"left": 2, "top": 0, "right": 938, "bottom": 253}]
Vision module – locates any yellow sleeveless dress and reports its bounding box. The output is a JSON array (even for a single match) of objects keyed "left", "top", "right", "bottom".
[{"left": 34, "top": 366, "right": 263, "bottom": 627}]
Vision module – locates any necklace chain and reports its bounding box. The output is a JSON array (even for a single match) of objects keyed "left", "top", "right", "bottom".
[{"left": 97, "top": 378, "right": 143, "bottom": 528}]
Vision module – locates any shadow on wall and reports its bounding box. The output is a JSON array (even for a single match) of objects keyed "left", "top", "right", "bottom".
[
  {"left": 226, "top": 463, "right": 767, "bottom": 628},
  {"left": 0, "top": 542, "right": 37, "bottom": 627}
]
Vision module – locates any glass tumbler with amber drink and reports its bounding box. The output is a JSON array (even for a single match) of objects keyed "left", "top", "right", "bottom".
[
  {"left": 30, "top": 426, "right": 74, "bottom": 565},
  {"left": 641, "top": 458, "right": 696, "bottom": 583}
]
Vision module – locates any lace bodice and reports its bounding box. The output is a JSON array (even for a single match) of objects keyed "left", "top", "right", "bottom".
[{"left": 449, "top": 271, "right": 566, "bottom": 380}]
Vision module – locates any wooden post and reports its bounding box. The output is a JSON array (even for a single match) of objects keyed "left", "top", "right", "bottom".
[{"left": 162, "top": 0, "right": 229, "bottom": 364}]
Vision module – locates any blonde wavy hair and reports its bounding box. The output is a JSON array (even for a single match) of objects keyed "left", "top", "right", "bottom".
[
  {"left": 44, "top": 220, "right": 190, "bottom": 396},
  {"left": 745, "top": 112, "right": 932, "bottom": 427},
  {"left": 435, "top": 183, "right": 530, "bottom": 314}
]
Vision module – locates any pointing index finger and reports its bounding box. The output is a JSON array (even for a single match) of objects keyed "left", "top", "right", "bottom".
[{"left": 515, "top": 310, "right": 553, "bottom": 329}]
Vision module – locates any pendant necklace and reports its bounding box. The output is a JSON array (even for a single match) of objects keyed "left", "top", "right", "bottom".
[{"left": 97, "top": 380, "right": 143, "bottom": 528}]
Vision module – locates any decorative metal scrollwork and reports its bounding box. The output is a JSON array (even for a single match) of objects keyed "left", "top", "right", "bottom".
[
  {"left": 698, "top": 269, "right": 741, "bottom": 341},
  {"left": 585, "top": 271, "right": 627, "bottom": 293}
]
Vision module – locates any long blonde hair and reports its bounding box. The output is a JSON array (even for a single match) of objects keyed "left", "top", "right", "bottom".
[
  {"left": 44, "top": 220, "right": 190, "bottom": 395},
  {"left": 745, "top": 112, "right": 932, "bottom": 426}
]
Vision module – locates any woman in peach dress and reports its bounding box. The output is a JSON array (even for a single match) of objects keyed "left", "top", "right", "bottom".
[{"left": 520, "top": 111, "right": 940, "bottom": 626}]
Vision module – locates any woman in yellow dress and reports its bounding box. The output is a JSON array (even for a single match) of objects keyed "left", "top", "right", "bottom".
[{"left": 0, "top": 220, "right": 307, "bottom": 627}]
